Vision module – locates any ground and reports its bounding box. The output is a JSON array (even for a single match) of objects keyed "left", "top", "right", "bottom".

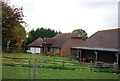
[
  {"left": 3, "top": 66, "right": 119, "bottom": 79},
  {"left": 2, "top": 53, "right": 120, "bottom": 79}
]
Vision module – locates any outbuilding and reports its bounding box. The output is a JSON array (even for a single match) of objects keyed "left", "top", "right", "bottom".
[{"left": 71, "top": 28, "right": 120, "bottom": 68}]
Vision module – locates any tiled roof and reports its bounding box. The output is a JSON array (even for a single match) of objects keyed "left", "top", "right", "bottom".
[
  {"left": 28, "top": 33, "right": 81, "bottom": 48},
  {"left": 81, "top": 28, "right": 120, "bottom": 49},
  {"left": 28, "top": 38, "right": 43, "bottom": 47}
]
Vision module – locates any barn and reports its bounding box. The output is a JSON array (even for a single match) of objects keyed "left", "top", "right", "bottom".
[{"left": 71, "top": 28, "right": 120, "bottom": 68}]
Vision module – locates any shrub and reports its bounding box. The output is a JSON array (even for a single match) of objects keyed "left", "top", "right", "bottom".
[
  {"left": 94, "top": 69, "right": 109, "bottom": 72},
  {"left": 3, "top": 63, "right": 75, "bottom": 70},
  {"left": 111, "top": 70, "right": 120, "bottom": 73},
  {"left": 21, "top": 64, "right": 33, "bottom": 67},
  {"left": 37, "top": 65, "right": 75, "bottom": 70},
  {"left": 37, "top": 65, "right": 42, "bottom": 68},
  {"left": 94, "top": 69, "right": 120, "bottom": 74},
  {"left": 46, "top": 51, "right": 58, "bottom": 56},
  {"left": 3, "top": 63, "right": 16, "bottom": 66}
]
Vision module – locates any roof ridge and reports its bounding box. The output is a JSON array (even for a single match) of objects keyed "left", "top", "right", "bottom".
[
  {"left": 97, "top": 28, "right": 120, "bottom": 32},
  {"left": 56, "top": 33, "right": 71, "bottom": 35},
  {"left": 45, "top": 38, "right": 54, "bottom": 39}
]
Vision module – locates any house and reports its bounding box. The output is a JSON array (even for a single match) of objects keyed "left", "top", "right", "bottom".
[
  {"left": 71, "top": 28, "right": 120, "bottom": 68},
  {"left": 28, "top": 33, "right": 84, "bottom": 57},
  {"left": 28, "top": 38, "right": 43, "bottom": 54}
]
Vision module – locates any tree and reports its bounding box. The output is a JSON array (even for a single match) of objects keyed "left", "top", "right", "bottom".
[
  {"left": 2, "top": 1, "right": 26, "bottom": 52},
  {"left": 28, "top": 27, "right": 61, "bottom": 42},
  {"left": 24, "top": 27, "right": 61, "bottom": 51},
  {"left": 72, "top": 29, "right": 88, "bottom": 40}
]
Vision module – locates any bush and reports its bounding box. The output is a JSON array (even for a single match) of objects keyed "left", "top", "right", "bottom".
[
  {"left": 58, "top": 66, "right": 75, "bottom": 70},
  {"left": 37, "top": 65, "right": 75, "bottom": 70},
  {"left": 21, "top": 64, "right": 33, "bottom": 67},
  {"left": 3, "top": 63, "right": 16, "bottom": 66},
  {"left": 111, "top": 70, "right": 120, "bottom": 73},
  {"left": 37, "top": 65, "right": 42, "bottom": 68},
  {"left": 3, "top": 63, "right": 75, "bottom": 70},
  {"left": 46, "top": 51, "right": 58, "bottom": 56},
  {"left": 94, "top": 69, "right": 120, "bottom": 73},
  {"left": 94, "top": 69, "right": 109, "bottom": 72}
]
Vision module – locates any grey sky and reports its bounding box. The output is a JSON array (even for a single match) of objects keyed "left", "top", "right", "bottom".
[{"left": 9, "top": 0, "right": 119, "bottom": 36}]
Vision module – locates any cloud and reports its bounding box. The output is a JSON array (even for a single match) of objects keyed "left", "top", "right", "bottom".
[
  {"left": 118, "top": 1, "right": 120, "bottom": 27},
  {"left": 80, "top": 2, "right": 117, "bottom": 8},
  {"left": 79, "top": 0, "right": 119, "bottom": 3},
  {"left": 80, "top": 1, "right": 118, "bottom": 28},
  {"left": 9, "top": 0, "right": 119, "bottom": 36}
]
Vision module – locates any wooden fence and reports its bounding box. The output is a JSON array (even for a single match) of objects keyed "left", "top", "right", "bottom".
[
  {"left": 2, "top": 56, "right": 119, "bottom": 79},
  {"left": 2, "top": 56, "right": 85, "bottom": 79},
  {"left": 2, "top": 56, "right": 82, "bottom": 67}
]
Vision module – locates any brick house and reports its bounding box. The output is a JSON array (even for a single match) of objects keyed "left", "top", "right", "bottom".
[
  {"left": 71, "top": 28, "right": 120, "bottom": 68},
  {"left": 28, "top": 33, "right": 84, "bottom": 57}
]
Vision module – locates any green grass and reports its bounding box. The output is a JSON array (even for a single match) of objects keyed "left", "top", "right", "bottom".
[
  {"left": 2, "top": 53, "right": 71, "bottom": 61},
  {"left": 2, "top": 53, "right": 36, "bottom": 58},
  {"left": 2, "top": 53, "right": 86, "bottom": 69},
  {"left": 2, "top": 59, "right": 85, "bottom": 69},
  {"left": 2, "top": 53, "right": 120, "bottom": 79},
  {"left": 2, "top": 66, "right": 119, "bottom": 79}
]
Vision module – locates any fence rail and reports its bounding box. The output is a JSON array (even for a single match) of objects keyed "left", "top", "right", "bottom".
[
  {"left": 2, "top": 56, "right": 120, "bottom": 79},
  {"left": 2, "top": 56, "right": 82, "bottom": 67},
  {"left": 2, "top": 56, "right": 117, "bottom": 68}
]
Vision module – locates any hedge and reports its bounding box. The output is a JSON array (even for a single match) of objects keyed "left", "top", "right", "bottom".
[
  {"left": 21, "top": 64, "right": 33, "bottom": 67},
  {"left": 20, "top": 64, "right": 75, "bottom": 70},
  {"left": 3, "top": 63, "right": 16, "bottom": 66},
  {"left": 3, "top": 63, "right": 75, "bottom": 70},
  {"left": 37, "top": 65, "right": 75, "bottom": 70},
  {"left": 93, "top": 69, "right": 120, "bottom": 73}
]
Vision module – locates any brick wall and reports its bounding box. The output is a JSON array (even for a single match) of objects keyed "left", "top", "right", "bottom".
[{"left": 62, "top": 38, "right": 84, "bottom": 57}]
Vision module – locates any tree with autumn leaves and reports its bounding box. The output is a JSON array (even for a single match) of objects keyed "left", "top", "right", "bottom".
[{"left": 2, "top": 1, "right": 26, "bottom": 52}]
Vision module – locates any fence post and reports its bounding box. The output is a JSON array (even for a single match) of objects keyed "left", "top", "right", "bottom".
[
  {"left": 62, "top": 59, "right": 65, "bottom": 67},
  {"left": 14, "top": 56, "right": 16, "bottom": 62},
  {"left": 13, "top": 56, "right": 15, "bottom": 79},
  {"left": 54, "top": 57, "right": 55, "bottom": 61},
  {"left": 34, "top": 59, "right": 37, "bottom": 79},
  {"left": 29, "top": 56, "right": 31, "bottom": 79},
  {"left": 90, "top": 61, "right": 92, "bottom": 72}
]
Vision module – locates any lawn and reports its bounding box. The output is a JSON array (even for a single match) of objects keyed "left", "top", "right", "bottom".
[
  {"left": 2, "top": 53, "right": 86, "bottom": 69},
  {"left": 2, "top": 53, "right": 120, "bottom": 79},
  {"left": 2, "top": 53, "right": 71, "bottom": 61},
  {"left": 2, "top": 66, "right": 119, "bottom": 79}
]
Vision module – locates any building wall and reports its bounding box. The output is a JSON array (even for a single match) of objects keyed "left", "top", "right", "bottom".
[
  {"left": 62, "top": 38, "right": 84, "bottom": 57},
  {"left": 42, "top": 47, "right": 60, "bottom": 56},
  {"left": 28, "top": 47, "right": 42, "bottom": 54},
  {"left": 71, "top": 49, "right": 117, "bottom": 64},
  {"left": 85, "top": 51, "right": 116, "bottom": 63},
  {"left": 51, "top": 47, "right": 60, "bottom": 56},
  {"left": 84, "top": 50, "right": 96, "bottom": 62},
  {"left": 98, "top": 51, "right": 116, "bottom": 63},
  {"left": 118, "top": 54, "right": 120, "bottom": 69}
]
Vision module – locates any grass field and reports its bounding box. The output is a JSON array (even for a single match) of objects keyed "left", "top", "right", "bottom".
[
  {"left": 2, "top": 53, "right": 120, "bottom": 79},
  {"left": 2, "top": 53, "right": 86, "bottom": 68},
  {"left": 2, "top": 66, "right": 119, "bottom": 79},
  {"left": 2, "top": 53, "right": 71, "bottom": 61}
]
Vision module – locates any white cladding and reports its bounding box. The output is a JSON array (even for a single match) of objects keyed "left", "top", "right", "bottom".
[{"left": 30, "top": 47, "right": 40, "bottom": 54}]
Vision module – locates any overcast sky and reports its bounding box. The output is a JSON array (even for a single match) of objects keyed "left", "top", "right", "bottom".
[{"left": 9, "top": 0, "right": 119, "bottom": 36}]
